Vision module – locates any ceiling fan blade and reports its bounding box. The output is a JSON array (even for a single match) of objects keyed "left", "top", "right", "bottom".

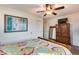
[
  {"left": 37, "top": 11, "right": 44, "bottom": 13},
  {"left": 43, "top": 13, "right": 47, "bottom": 16},
  {"left": 52, "top": 12, "right": 57, "bottom": 15},
  {"left": 54, "top": 6, "right": 64, "bottom": 10}
]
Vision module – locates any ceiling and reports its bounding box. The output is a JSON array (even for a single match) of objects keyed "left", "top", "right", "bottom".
[{"left": 0, "top": 4, "right": 79, "bottom": 19}]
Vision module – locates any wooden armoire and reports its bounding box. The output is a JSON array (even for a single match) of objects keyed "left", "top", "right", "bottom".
[{"left": 56, "top": 18, "right": 70, "bottom": 45}]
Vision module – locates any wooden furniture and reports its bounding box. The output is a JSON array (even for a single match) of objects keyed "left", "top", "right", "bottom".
[
  {"left": 49, "top": 18, "right": 70, "bottom": 45},
  {"left": 49, "top": 26, "right": 56, "bottom": 40},
  {"left": 56, "top": 23, "right": 70, "bottom": 45}
]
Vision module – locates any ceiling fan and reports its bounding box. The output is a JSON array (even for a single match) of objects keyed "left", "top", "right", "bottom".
[{"left": 37, "top": 4, "right": 64, "bottom": 16}]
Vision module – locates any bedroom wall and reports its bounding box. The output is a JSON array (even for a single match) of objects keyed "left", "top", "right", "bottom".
[
  {"left": 44, "top": 12, "right": 79, "bottom": 46},
  {"left": 0, "top": 6, "right": 43, "bottom": 44}
]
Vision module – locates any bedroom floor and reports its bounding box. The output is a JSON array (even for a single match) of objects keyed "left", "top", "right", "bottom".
[{"left": 70, "top": 46, "right": 79, "bottom": 55}]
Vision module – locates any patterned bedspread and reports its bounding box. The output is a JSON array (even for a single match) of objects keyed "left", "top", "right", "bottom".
[{"left": 0, "top": 39, "right": 72, "bottom": 55}]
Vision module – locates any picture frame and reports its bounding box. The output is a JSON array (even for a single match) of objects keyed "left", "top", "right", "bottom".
[{"left": 4, "top": 15, "right": 28, "bottom": 33}]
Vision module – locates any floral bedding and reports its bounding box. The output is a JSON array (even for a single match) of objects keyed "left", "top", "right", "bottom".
[{"left": 0, "top": 39, "right": 72, "bottom": 55}]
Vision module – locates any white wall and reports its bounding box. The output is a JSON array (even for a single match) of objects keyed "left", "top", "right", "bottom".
[
  {"left": 43, "top": 19, "right": 49, "bottom": 39},
  {"left": 44, "top": 12, "right": 79, "bottom": 46},
  {"left": 0, "top": 6, "right": 43, "bottom": 44}
]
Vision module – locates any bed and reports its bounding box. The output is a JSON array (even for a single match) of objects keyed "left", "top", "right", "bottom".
[{"left": 0, "top": 38, "right": 72, "bottom": 55}]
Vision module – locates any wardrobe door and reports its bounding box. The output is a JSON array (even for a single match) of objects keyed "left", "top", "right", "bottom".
[
  {"left": 56, "top": 24, "right": 62, "bottom": 43},
  {"left": 56, "top": 23, "right": 70, "bottom": 45}
]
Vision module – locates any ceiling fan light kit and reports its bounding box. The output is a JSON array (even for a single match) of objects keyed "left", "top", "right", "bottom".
[{"left": 46, "top": 10, "right": 52, "bottom": 15}]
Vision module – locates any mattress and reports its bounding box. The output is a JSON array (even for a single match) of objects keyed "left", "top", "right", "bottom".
[{"left": 0, "top": 39, "right": 72, "bottom": 55}]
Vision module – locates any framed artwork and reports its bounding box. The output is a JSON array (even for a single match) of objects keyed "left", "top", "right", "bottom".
[{"left": 4, "top": 15, "right": 28, "bottom": 33}]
